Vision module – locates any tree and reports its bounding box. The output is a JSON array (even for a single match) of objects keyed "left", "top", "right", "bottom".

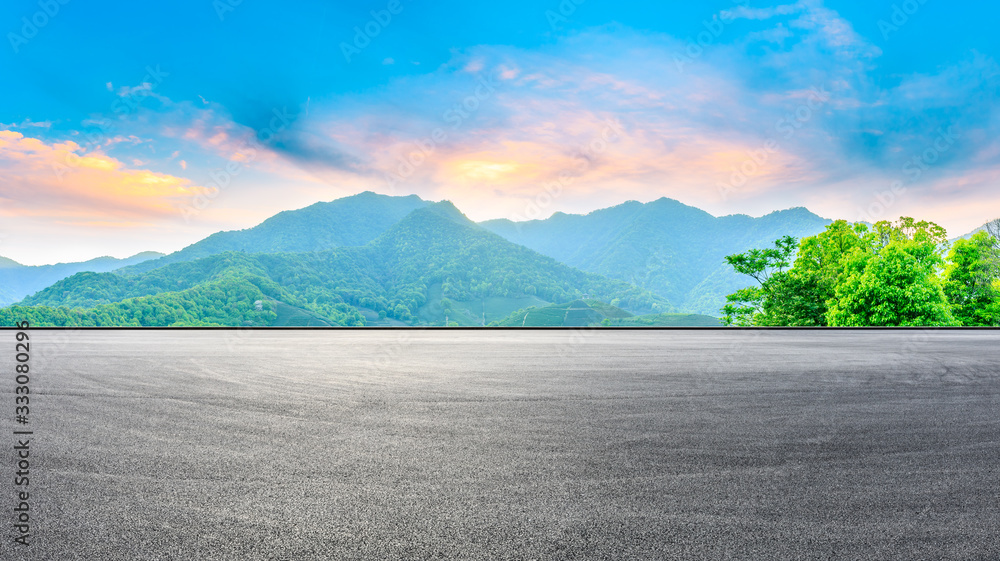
[
  {"left": 723, "top": 218, "right": 958, "bottom": 327},
  {"left": 827, "top": 221, "right": 955, "bottom": 326},
  {"left": 720, "top": 236, "right": 796, "bottom": 326},
  {"left": 944, "top": 231, "right": 1000, "bottom": 326}
]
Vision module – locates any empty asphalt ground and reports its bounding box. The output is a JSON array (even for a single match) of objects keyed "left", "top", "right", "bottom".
[{"left": 2, "top": 329, "right": 999, "bottom": 560}]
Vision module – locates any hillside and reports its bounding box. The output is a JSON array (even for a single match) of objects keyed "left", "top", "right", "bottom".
[
  {"left": 492, "top": 299, "right": 630, "bottom": 327},
  {"left": 0, "top": 251, "right": 164, "bottom": 307},
  {"left": 602, "top": 313, "right": 723, "bottom": 327},
  {"left": 480, "top": 199, "right": 831, "bottom": 314},
  {"left": 124, "top": 191, "right": 430, "bottom": 274},
  {"left": 7, "top": 203, "right": 671, "bottom": 327}
]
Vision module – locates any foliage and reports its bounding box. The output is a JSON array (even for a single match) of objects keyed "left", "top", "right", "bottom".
[
  {"left": 719, "top": 236, "right": 796, "bottom": 326},
  {"left": 600, "top": 313, "right": 722, "bottom": 327},
  {"left": 723, "top": 218, "right": 967, "bottom": 327},
  {"left": 4, "top": 203, "right": 670, "bottom": 327},
  {"left": 943, "top": 231, "right": 1000, "bottom": 326}
]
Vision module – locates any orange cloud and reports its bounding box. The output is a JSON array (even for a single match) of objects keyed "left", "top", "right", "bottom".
[{"left": 0, "top": 129, "right": 207, "bottom": 222}]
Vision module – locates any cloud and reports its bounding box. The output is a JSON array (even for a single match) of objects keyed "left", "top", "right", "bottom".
[
  {"left": 0, "top": 129, "right": 206, "bottom": 223},
  {"left": 244, "top": 5, "right": 997, "bottom": 234},
  {"left": 0, "top": 119, "right": 52, "bottom": 129}
]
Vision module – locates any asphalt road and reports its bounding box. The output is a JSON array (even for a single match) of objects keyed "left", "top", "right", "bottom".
[{"left": 1, "top": 329, "right": 999, "bottom": 560}]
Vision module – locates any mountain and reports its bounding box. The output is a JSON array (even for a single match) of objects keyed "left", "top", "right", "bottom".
[
  {"left": 480, "top": 198, "right": 832, "bottom": 314},
  {"left": 7, "top": 203, "right": 670, "bottom": 327},
  {"left": 0, "top": 251, "right": 164, "bottom": 307},
  {"left": 124, "top": 191, "right": 431, "bottom": 274},
  {"left": 953, "top": 219, "right": 999, "bottom": 241},
  {"left": 492, "top": 299, "right": 630, "bottom": 327}
]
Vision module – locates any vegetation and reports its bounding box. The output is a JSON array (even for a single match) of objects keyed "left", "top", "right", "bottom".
[
  {"left": 600, "top": 313, "right": 722, "bottom": 327},
  {"left": 0, "top": 252, "right": 162, "bottom": 307},
  {"left": 481, "top": 199, "right": 831, "bottom": 314},
  {"left": 943, "top": 229, "right": 1000, "bottom": 326},
  {"left": 2, "top": 203, "right": 670, "bottom": 327},
  {"left": 491, "top": 300, "right": 626, "bottom": 327},
  {"left": 722, "top": 218, "right": 999, "bottom": 326}
]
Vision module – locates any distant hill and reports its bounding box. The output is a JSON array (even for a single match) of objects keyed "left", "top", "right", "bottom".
[
  {"left": 602, "top": 313, "right": 722, "bottom": 327},
  {"left": 492, "top": 299, "right": 630, "bottom": 327},
  {"left": 124, "top": 191, "right": 431, "bottom": 274},
  {"left": 953, "top": 219, "right": 999, "bottom": 242},
  {"left": 7, "top": 203, "right": 670, "bottom": 327},
  {"left": 493, "top": 300, "right": 721, "bottom": 327},
  {"left": 480, "top": 199, "right": 831, "bottom": 314},
  {"left": 0, "top": 252, "right": 164, "bottom": 307}
]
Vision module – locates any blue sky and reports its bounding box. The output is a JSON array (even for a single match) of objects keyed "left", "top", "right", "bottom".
[{"left": 1, "top": 0, "right": 998, "bottom": 264}]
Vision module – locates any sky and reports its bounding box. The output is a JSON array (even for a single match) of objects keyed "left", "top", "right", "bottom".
[{"left": 1, "top": 0, "right": 998, "bottom": 265}]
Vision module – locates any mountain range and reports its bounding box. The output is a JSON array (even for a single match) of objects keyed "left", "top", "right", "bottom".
[
  {"left": 0, "top": 252, "right": 164, "bottom": 307},
  {"left": 1, "top": 191, "right": 949, "bottom": 326}
]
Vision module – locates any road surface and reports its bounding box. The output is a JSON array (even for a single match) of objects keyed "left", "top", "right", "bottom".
[{"left": 2, "top": 329, "right": 998, "bottom": 559}]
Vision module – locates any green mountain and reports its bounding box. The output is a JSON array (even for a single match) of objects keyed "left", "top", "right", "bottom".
[
  {"left": 0, "top": 251, "right": 164, "bottom": 307},
  {"left": 492, "top": 299, "right": 628, "bottom": 327},
  {"left": 125, "top": 191, "right": 430, "bottom": 274},
  {"left": 480, "top": 199, "right": 831, "bottom": 314},
  {"left": 5, "top": 203, "right": 670, "bottom": 327},
  {"left": 602, "top": 313, "right": 723, "bottom": 327},
  {"left": 493, "top": 299, "right": 722, "bottom": 327}
]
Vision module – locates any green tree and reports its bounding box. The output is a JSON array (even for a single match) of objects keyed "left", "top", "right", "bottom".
[
  {"left": 720, "top": 236, "right": 796, "bottom": 326},
  {"left": 944, "top": 231, "right": 1000, "bottom": 326},
  {"left": 827, "top": 219, "right": 955, "bottom": 326}
]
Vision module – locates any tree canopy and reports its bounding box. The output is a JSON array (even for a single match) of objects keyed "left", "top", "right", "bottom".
[{"left": 722, "top": 218, "right": 994, "bottom": 326}]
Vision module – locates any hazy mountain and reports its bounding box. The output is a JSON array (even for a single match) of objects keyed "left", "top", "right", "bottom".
[
  {"left": 124, "top": 191, "right": 431, "bottom": 274},
  {"left": 954, "top": 219, "right": 999, "bottom": 241},
  {"left": 11, "top": 202, "right": 670, "bottom": 327},
  {"left": 0, "top": 251, "right": 164, "bottom": 307},
  {"left": 480, "top": 198, "right": 832, "bottom": 314}
]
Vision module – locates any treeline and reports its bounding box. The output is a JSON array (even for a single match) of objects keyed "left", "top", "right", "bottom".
[
  {"left": 722, "top": 218, "right": 1000, "bottom": 326},
  {"left": 0, "top": 276, "right": 279, "bottom": 327}
]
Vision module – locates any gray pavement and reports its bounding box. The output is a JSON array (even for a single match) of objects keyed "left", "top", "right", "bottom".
[{"left": 1, "top": 329, "right": 999, "bottom": 560}]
